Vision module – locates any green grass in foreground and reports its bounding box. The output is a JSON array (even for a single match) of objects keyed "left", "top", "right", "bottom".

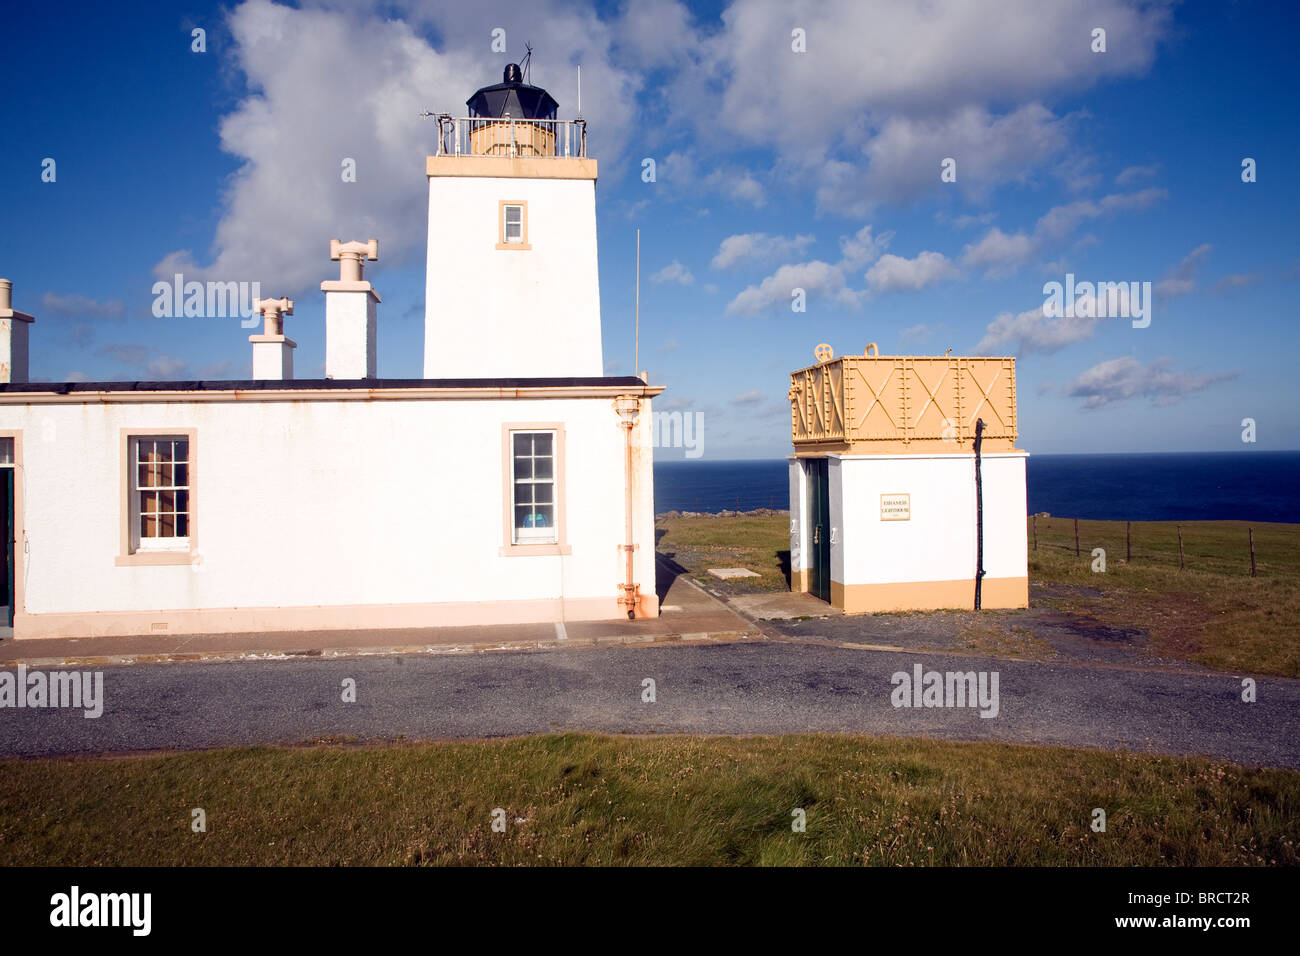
[
  {"left": 1, "top": 734, "right": 1296, "bottom": 866},
  {"left": 657, "top": 514, "right": 1300, "bottom": 677}
]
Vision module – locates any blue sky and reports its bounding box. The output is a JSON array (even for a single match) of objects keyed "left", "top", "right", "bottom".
[{"left": 1, "top": 0, "right": 1297, "bottom": 458}]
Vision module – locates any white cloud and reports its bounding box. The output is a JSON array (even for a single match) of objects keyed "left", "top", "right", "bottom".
[
  {"left": 725, "top": 260, "right": 860, "bottom": 317},
  {"left": 865, "top": 251, "right": 957, "bottom": 293},
  {"left": 731, "top": 388, "right": 763, "bottom": 406},
  {"left": 1155, "top": 243, "right": 1212, "bottom": 299},
  {"left": 651, "top": 260, "right": 694, "bottom": 285},
  {"left": 976, "top": 304, "right": 1103, "bottom": 356},
  {"left": 724, "top": 224, "right": 891, "bottom": 316},
  {"left": 838, "top": 224, "right": 892, "bottom": 267},
  {"left": 818, "top": 103, "right": 1074, "bottom": 215},
  {"left": 1209, "top": 273, "right": 1258, "bottom": 295},
  {"left": 683, "top": 0, "right": 1169, "bottom": 213},
  {"left": 1115, "top": 163, "right": 1159, "bottom": 185},
  {"left": 1066, "top": 356, "right": 1237, "bottom": 408},
  {"left": 40, "top": 292, "right": 124, "bottom": 319},
  {"left": 976, "top": 282, "right": 1140, "bottom": 355},
  {"left": 711, "top": 232, "right": 815, "bottom": 270},
  {"left": 940, "top": 211, "right": 997, "bottom": 230},
  {"left": 961, "top": 228, "right": 1036, "bottom": 277},
  {"left": 146, "top": 356, "right": 191, "bottom": 380},
  {"left": 659, "top": 149, "right": 766, "bottom": 207},
  {"left": 153, "top": 0, "right": 643, "bottom": 294},
  {"left": 1034, "top": 187, "right": 1166, "bottom": 241},
  {"left": 961, "top": 188, "right": 1166, "bottom": 278}
]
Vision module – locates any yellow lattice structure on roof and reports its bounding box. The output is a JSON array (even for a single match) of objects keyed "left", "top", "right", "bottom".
[{"left": 789, "top": 344, "right": 1019, "bottom": 454}]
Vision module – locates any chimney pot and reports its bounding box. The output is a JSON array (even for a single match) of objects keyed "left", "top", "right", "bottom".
[
  {"left": 249, "top": 296, "right": 296, "bottom": 380},
  {"left": 322, "top": 241, "right": 381, "bottom": 379},
  {"left": 0, "top": 278, "right": 35, "bottom": 384}
]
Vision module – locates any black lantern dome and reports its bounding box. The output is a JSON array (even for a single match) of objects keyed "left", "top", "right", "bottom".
[{"left": 466, "top": 63, "right": 559, "bottom": 120}]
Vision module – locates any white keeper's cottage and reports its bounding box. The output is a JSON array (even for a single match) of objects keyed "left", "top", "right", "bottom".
[{"left": 0, "top": 64, "right": 663, "bottom": 639}]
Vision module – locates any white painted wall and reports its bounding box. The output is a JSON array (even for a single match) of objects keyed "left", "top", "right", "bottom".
[
  {"left": 325, "top": 291, "right": 377, "bottom": 379},
  {"left": 786, "top": 456, "right": 806, "bottom": 579},
  {"left": 251, "top": 340, "right": 293, "bottom": 381},
  {"left": 835, "top": 453, "right": 1028, "bottom": 586},
  {"left": 424, "top": 175, "right": 603, "bottom": 378},
  {"left": 0, "top": 393, "right": 656, "bottom": 629},
  {"left": 829, "top": 456, "right": 844, "bottom": 584}
]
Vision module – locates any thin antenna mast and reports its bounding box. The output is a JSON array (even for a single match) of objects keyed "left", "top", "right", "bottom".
[
  {"left": 635, "top": 229, "right": 640, "bottom": 377},
  {"left": 576, "top": 65, "right": 582, "bottom": 118}
]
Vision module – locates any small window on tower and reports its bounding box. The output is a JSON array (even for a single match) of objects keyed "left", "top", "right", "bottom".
[{"left": 497, "top": 201, "right": 530, "bottom": 249}]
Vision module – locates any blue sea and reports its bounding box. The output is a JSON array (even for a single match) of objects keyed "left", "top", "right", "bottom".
[{"left": 653, "top": 452, "right": 1300, "bottom": 523}]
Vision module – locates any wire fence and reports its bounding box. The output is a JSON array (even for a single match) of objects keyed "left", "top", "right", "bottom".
[{"left": 1028, "top": 515, "right": 1282, "bottom": 578}]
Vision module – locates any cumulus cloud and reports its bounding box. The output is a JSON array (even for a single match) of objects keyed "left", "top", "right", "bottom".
[
  {"left": 658, "top": 150, "right": 766, "bottom": 207},
  {"left": 95, "top": 344, "right": 207, "bottom": 381},
  {"left": 153, "top": 0, "right": 643, "bottom": 294},
  {"left": 724, "top": 224, "right": 890, "bottom": 316},
  {"left": 898, "top": 323, "right": 931, "bottom": 345},
  {"left": 1155, "top": 243, "right": 1212, "bottom": 299},
  {"left": 1066, "top": 356, "right": 1238, "bottom": 409},
  {"left": 1209, "top": 273, "right": 1259, "bottom": 295},
  {"left": 976, "top": 283, "right": 1140, "bottom": 355},
  {"left": 961, "top": 188, "right": 1166, "bottom": 278},
  {"left": 686, "top": 0, "right": 1169, "bottom": 213},
  {"left": 818, "top": 103, "right": 1075, "bottom": 215},
  {"left": 1115, "top": 163, "right": 1160, "bottom": 185},
  {"left": 41, "top": 292, "right": 124, "bottom": 319},
  {"left": 976, "top": 304, "right": 1103, "bottom": 356},
  {"left": 651, "top": 260, "right": 694, "bottom": 285},
  {"left": 865, "top": 251, "right": 957, "bottom": 293},
  {"left": 960, "top": 228, "right": 1037, "bottom": 278},
  {"left": 725, "top": 260, "right": 860, "bottom": 317},
  {"left": 711, "top": 232, "right": 815, "bottom": 270}
]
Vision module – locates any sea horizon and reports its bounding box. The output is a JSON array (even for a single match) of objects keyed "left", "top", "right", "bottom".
[{"left": 653, "top": 450, "right": 1300, "bottom": 523}]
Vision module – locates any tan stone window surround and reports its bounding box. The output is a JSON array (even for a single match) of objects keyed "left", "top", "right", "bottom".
[
  {"left": 116, "top": 428, "right": 198, "bottom": 567},
  {"left": 496, "top": 200, "right": 530, "bottom": 250},
  {"left": 500, "top": 422, "right": 570, "bottom": 557}
]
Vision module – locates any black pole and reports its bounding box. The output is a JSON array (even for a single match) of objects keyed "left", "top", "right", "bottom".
[{"left": 974, "top": 418, "right": 985, "bottom": 611}]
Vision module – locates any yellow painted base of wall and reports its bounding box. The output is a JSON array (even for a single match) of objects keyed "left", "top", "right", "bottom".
[
  {"left": 793, "top": 569, "right": 810, "bottom": 592},
  {"left": 829, "top": 577, "right": 1028, "bottom": 613},
  {"left": 13, "top": 593, "right": 660, "bottom": 640}
]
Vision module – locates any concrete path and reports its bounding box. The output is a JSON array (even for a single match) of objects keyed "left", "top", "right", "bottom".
[
  {"left": 0, "top": 558, "right": 756, "bottom": 667},
  {"left": 2, "top": 641, "right": 1295, "bottom": 768}
]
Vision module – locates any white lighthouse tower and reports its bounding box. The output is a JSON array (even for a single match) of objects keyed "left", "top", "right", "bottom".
[{"left": 424, "top": 63, "right": 603, "bottom": 378}]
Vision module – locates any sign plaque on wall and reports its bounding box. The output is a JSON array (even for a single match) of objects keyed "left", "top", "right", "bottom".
[{"left": 880, "top": 493, "right": 911, "bottom": 521}]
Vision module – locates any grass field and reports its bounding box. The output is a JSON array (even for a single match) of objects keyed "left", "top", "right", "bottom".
[
  {"left": 2, "top": 733, "right": 1296, "bottom": 866},
  {"left": 655, "top": 513, "right": 1300, "bottom": 676}
]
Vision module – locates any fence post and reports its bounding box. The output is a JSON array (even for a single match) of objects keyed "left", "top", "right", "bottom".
[
  {"left": 1074, "top": 518, "right": 1080, "bottom": 556},
  {"left": 1178, "top": 526, "right": 1185, "bottom": 570},
  {"left": 1126, "top": 520, "right": 1131, "bottom": 563},
  {"left": 1250, "top": 527, "right": 1257, "bottom": 578}
]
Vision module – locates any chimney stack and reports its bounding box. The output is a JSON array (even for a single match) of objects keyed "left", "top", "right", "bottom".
[
  {"left": 249, "top": 297, "right": 296, "bottom": 380},
  {"left": 0, "top": 279, "right": 35, "bottom": 384},
  {"left": 321, "top": 239, "right": 380, "bottom": 379}
]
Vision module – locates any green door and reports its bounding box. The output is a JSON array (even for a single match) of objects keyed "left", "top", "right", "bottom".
[{"left": 807, "top": 458, "right": 831, "bottom": 602}]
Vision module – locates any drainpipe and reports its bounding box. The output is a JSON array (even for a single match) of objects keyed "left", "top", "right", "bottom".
[
  {"left": 613, "top": 396, "right": 642, "bottom": 619},
  {"left": 973, "top": 417, "right": 986, "bottom": 610}
]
